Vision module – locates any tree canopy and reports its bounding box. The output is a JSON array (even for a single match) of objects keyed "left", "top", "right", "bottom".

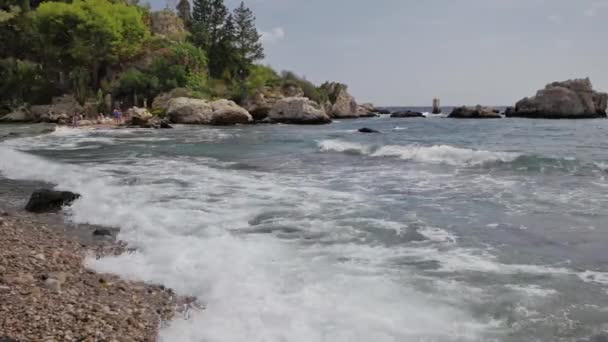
[{"left": 0, "top": 0, "right": 332, "bottom": 112}]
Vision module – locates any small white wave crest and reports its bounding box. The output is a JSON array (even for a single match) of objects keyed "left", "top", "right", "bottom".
[{"left": 318, "top": 139, "right": 520, "bottom": 166}]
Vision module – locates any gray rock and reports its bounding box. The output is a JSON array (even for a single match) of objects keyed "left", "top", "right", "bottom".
[
  {"left": 269, "top": 97, "right": 332, "bottom": 124},
  {"left": 25, "top": 189, "right": 81, "bottom": 213},
  {"left": 448, "top": 105, "right": 502, "bottom": 119},
  {"left": 167, "top": 98, "right": 252, "bottom": 125},
  {"left": 391, "top": 111, "right": 425, "bottom": 118},
  {"left": 358, "top": 128, "right": 380, "bottom": 133},
  {"left": 507, "top": 78, "right": 608, "bottom": 119}
]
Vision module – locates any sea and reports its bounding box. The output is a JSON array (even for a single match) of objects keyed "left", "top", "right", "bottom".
[{"left": 1, "top": 110, "right": 608, "bottom": 342}]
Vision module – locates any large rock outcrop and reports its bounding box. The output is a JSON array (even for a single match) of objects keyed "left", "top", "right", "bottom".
[
  {"left": 448, "top": 105, "right": 502, "bottom": 119},
  {"left": 167, "top": 98, "right": 252, "bottom": 125},
  {"left": 152, "top": 88, "right": 202, "bottom": 115},
  {"left": 268, "top": 97, "right": 331, "bottom": 124},
  {"left": 0, "top": 106, "right": 32, "bottom": 122},
  {"left": 243, "top": 85, "right": 304, "bottom": 121},
  {"left": 0, "top": 95, "right": 83, "bottom": 123},
  {"left": 321, "top": 82, "right": 359, "bottom": 118},
  {"left": 32, "top": 94, "right": 84, "bottom": 123},
  {"left": 506, "top": 78, "right": 608, "bottom": 119}
]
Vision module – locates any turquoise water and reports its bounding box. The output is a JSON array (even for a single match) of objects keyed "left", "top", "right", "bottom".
[{"left": 1, "top": 117, "right": 608, "bottom": 341}]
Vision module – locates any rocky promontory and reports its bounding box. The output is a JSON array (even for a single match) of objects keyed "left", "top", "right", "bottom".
[{"left": 506, "top": 78, "right": 608, "bottom": 119}]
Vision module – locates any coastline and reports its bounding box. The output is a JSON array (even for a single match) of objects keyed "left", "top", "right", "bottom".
[{"left": 0, "top": 180, "right": 195, "bottom": 341}]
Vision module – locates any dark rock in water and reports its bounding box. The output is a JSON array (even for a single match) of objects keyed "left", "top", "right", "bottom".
[
  {"left": 93, "top": 228, "right": 113, "bottom": 237},
  {"left": 159, "top": 120, "right": 173, "bottom": 129},
  {"left": 374, "top": 108, "right": 391, "bottom": 115},
  {"left": 507, "top": 78, "right": 608, "bottom": 119},
  {"left": 25, "top": 189, "right": 81, "bottom": 213},
  {"left": 358, "top": 128, "right": 380, "bottom": 133},
  {"left": 1, "top": 212, "right": 8, "bottom": 217},
  {"left": 448, "top": 105, "right": 502, "bottom": 119},
  {"left": 391, "top": 111, "right": 425, "bottom": 118}
]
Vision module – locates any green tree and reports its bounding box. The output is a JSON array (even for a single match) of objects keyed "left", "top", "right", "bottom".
[
  {"left": 114, "top": 68, "right": 159, "bottom": 107},
  {"left": 190, "top": 0, "right": 212, "bottom": 49},
  {"left": 233, "top": 1, "right": 264, "bottom": 73},
  {"left": 34, "top": 0, "right": 149, "bottom": 87}
]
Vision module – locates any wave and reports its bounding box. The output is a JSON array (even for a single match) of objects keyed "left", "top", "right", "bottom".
[
  {"left": 318, "top": 140, "right": 608, "bottom": 175},
  {"left": 0, "top": 144, "right": 495, "bottom": 341},
  {"left": 318, "top": 139, "right": 520, "bottom": 166}
]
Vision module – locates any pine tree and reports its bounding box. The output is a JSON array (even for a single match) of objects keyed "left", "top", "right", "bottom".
[
  {"left": 232, "top": 1, "right": 264, "bottom": 78},
  {"left": 190, "top": 0, "right": 212, "bottom": 49},
  {"left": 208, "top": 13, "right": 237, "bottom": 78},
  {"left": 176, "top": 0, "right": 191, "bottom": 26}
]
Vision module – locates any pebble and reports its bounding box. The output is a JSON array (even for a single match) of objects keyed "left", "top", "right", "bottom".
[
  {"left": 0, "top": 214, "right": 188, "bottom": 341},
  {"left": 43, "top": 278, "right": 62, "bottom": 292}
]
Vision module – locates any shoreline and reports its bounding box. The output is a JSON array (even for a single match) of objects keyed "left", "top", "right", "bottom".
[{"left": 0, "top": 182, "right": 196, "bottom": 341}]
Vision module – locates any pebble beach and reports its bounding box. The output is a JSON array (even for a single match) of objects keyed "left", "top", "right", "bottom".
[{"left": 0, "top": 210, "right": 193, "bottom": 342}]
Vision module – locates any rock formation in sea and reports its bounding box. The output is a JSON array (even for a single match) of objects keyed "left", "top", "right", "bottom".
[
  {"left": 243, "top": 85, "right": 303, "bottom": 121},
  {"left": 391, "top": 110, "right": 425, "bottom": 118},
  {"left": 432, "top": 98, "right": 441, "bottom": 114},
  {"left": 448, "top": 105, "right": 502, "bottom": 119},
  {"left": 506, "top": 78, "right": 608, "bottom": 119},
  {"left": 320, "top": 82, "right": 360, "bottom": 118},
  {"left": 268, "top": 97, "right": 332, "bottom": 124},
  {"left": 167, "top": 98, "right": 252, "bottom": 125}
]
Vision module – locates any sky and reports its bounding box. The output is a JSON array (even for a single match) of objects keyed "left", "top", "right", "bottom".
[{"left": 151, "top": 0, "right": 608, "bottom": 106}]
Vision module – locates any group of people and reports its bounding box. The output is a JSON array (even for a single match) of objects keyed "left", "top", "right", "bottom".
[{"left": 70, "top": 108, "right": 125, "bottom": 127}]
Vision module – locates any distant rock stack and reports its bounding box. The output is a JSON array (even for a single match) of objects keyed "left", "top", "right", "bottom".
[{"left": 432, "top": 98, "right": 441, "bottom": 114}]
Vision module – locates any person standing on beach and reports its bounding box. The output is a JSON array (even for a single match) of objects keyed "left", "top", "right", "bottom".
[{"left": 112, "top": 108, "right": 122, "bottom": 124}]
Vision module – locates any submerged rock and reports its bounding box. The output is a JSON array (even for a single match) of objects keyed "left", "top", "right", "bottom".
[
  {"left": 507, "top": 78, "right": 608, "bottom": 119},
  {"left": 268, "top": 97, "right": 332, "bottom": 124},
  {"left": 391, "top": 110, "right": 425, "bottom": 118},
  {"left": 358, "top": 127, "right": 380, "bottom": 133},
  {"left": 25, "top": 189, "right": 81, "bottom": 213},
  {"left": 374, "top": 107, "right": 391, "bottom": 115},
  {"left": 448, "top": 105, "right": 502, "bottom": 119}
]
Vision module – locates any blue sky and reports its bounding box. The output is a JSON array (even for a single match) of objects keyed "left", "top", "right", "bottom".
[{"left": 151, "top": 0, "right": 608, "bottom": 106}]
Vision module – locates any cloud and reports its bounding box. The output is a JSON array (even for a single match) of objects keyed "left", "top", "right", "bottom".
[
  {"left": 584, "top": 1, "right": 608, "bottom": 17},
  {"left": 260, "top": 27, "right": 285, "bottom": 44}
]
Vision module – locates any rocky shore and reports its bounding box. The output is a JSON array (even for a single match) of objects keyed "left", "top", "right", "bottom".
[{"left": 0, "top": 209, "right": 194, "bottom": 341}]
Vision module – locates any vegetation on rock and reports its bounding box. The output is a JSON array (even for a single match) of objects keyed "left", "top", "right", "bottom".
[{"left": 0, "top": 0, "right": 339, "bottom": 116}]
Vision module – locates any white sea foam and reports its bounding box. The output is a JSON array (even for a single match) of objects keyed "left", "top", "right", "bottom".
[
  {"left": 1, "top": 130, "right": 601, "bottom": 342},
  {"left": 0, "top": 143, "right": 494, "bottom": 342},
  {"left": 318, "top": 139, "right": 520, "bottom": 166}
]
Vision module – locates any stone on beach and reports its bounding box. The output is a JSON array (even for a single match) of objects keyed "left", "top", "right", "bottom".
[{"left": 25, "top": 189, "right": 81, "bottom": 213}]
